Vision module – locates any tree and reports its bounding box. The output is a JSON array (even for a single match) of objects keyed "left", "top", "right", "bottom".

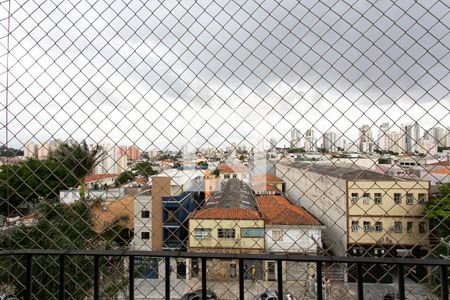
[
  {"left": 0, "top": 159, "right": 79, "bottom": 216},
  {"left": 115, "top": 171, "right": 136, "bottom": 186},
  {"left": 132, "top": 161, "right": 157, "bottom": 177},
  {"left": 0, "top": 201, "right": 96, "bottom": 299},
  {"left": 49, "top": 140, "right": 105, "bottom": 184},
  {"left": 425, "top": 183, "right": 450, "bottom": 246}
]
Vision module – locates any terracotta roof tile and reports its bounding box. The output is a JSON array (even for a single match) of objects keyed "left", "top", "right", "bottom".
[
  {"left": 256, "top": 195, "right": 320, "bottom": 226},
  {"left": 192, "top": 208, "right": 260, "bottom": 220},
  {"left": 84, "top": 174, "right": 119, "bottom": 183},
  {"left": 431, "top": 168, "right": 450, "bottom": 174},
  {"left": 218, "top": 164, "right": 249, "bottom": 174},
  {"left": 252, "top": 183, "right": 280, "bottom": 192},
  {"left": 428, "top": 161, "right": 450, "bottom": 167},
  {"left": 251, "top": 174, "right": 284, "bottom": 183}
]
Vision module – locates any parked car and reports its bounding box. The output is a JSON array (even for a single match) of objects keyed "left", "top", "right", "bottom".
[
  {"left": 181, "top": 289, "right": 218, "bottom": 300},
  {"left": 252, "top": 289, "right": 295, "bottom": 300}
]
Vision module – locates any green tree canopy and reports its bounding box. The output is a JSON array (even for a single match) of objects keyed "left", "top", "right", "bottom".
[
  {"left": 115, "top": 171, "right": 136, "bottom": 186},
  {"left": 132, "top": 161, "right": 157, "bottom": 177}
]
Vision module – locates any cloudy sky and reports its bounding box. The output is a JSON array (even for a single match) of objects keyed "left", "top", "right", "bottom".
[{"left": 1, "top": 0, "right": 449, "bottom": 151}]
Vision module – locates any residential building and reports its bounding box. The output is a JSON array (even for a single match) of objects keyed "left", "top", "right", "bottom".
[
  {"left": 23, "top": 142, "right": 37, "bottom": 158},
  {"left": 377, "top": 122, "right": 390, "bottom": 151},
  {"left": 290, "top": 128, "right": 301, "bottom": 148},
  {"left": 251, "top": 173, "right": 285, "bottom": 195},
  {"left": 256, "top": 195, "right": 323, "bottom": 281},
  {"left": 430, "top": 126, "right": 447, "bottom": 147},
  {"left": 304, "top": 128, "right": 315, "bottom": 152},
  {"left": 217, "top": 164, "right": 250, "bottom": 183},
  {"left": 277, "top": 162, "right": 430, "bottom": 283},
  {"left": 189, "top": 179, "right": 264, "bottom": 280},
  {"left": 37, "top": 143, "right": 50, "bottom": 160},
  {"left": 403, "top": 123, "right": 420, "bottom": 152},
  {"left": 84, "top": 173, "right": 119, "bottom": 189},
  {"left": 358, "top": 125, "right": 373, "bottom": 153},
  {"left": 322, "top": 131, "right": 338, "bottom": 152},
  {"left": 127, "top": 145, "right": 141, "bottom": 161},
  {"left": 95, "top": 144, "right": 128, "bottom": 174}
]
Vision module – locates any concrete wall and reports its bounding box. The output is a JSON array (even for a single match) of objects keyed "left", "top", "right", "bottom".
[
  {"left": 151, "top": 177, "right": 171, "bottom": 251},
  {"left": 276, "top": 163, "right": 347, "bottom": 256},
  {"left": 133, "top": 192, "right": 152, "bottom": 251},
  {"left": 265, "top": 225, "right": 322, "bottom": 253}
]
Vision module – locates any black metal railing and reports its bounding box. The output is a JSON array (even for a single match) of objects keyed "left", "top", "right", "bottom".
[{"left": 1, "top": 249, "right": 449, "bottom": 300}]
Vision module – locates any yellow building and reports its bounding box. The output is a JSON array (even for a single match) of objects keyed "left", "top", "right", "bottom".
[{"left": 188, "top": 179, "right": 264, "bottom": 280}]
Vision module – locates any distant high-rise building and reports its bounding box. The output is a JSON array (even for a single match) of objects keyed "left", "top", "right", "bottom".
[
  {"left": 323, "top": 131, "right": 338, "bottom": 152},
  {"left": 403, "top": 123, "right": 420, "bottom": 152},
  {"left": 358, "top": 125, "right": 373, "bottom": 153},
  {"left": 23, "top": 142, "right": 37, "bottom": 159},
  {"left": 37, "top": 143, "right": 50, "bottom": 160},
  {"left": 290, "top": 128, "right": 301, "bottom": 148},
  {"left": 377, "top": 122, "right": 390, "bottom": 151},
  {"left": 418, "top": 136, "right": 438, "bottom": 156},
  {"left": 304, "top": 129, "right": 315, "bottom": 152},
  {"left": 95, "top": 144, "right": 127, "bottom": 174},
  {"left": 127, "top": 145, "right": 141, "bottom": 161},
  {"left": 387, "top": 131, "right": 405, "bottom": 154},
  {"left": 430, "top": 126, "right": 447, "bottom": 147},
  {"left": 269, "top": 138, "right": 277, "bottom": 150}
]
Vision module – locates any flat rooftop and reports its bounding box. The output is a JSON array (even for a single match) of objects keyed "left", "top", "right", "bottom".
[{"left": 287, "top": 162, "right": 401, "bottom": 181}]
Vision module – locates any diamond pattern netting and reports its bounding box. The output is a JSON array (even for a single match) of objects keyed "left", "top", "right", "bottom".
[{"left": 0, "top": 0, "right": 449, "bottom": 299}]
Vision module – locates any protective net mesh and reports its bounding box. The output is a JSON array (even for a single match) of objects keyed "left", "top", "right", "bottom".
[{"left": 0, "top": 0, "right": 449, "bottom": 299}]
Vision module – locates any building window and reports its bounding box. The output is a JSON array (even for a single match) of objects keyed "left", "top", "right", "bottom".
[
  {"left": 407, "top": 222, "right": 414, "bottom": 233},
  {"left": 419, "top": 222, "right": 426, "bottom": 234},
  {"left": 406, "top": 194, "right": 414, "bottom": 205},
  {"left": 165, "top": 207, "right": 178, "bottom": 224},
  {"left": 272, "top": 229, "right": 283, "bottom": 241},
  {"left": 418, "top": 194, "right": 426, "bottom": 205},
  {"left": 218, "top": 228, "right": 235, "bottom": 238},
  {"left": 351, "top": 221, "right": 359, "bottom": 232},
  {"left": 394, "top": 193, "right": 401, "bottom": 204},
  {"left": 362, "top": 193, "right": 370, "bottom": 204},
  {"left": 232, "top": 174, "right": 237, "bottom": 178},
  {"left": 194, "top": 228, "right": 212, "bottom": 239},
  {"left": 375, "top": 222, "right": 382, "bottom": 232},
  {"left": 241, "top": 228, "right": 264, "bottom": 237},
  {"left": 374, "top": 193, "right": 382, "bottom": 204},
  {"left": 363, "top": 221, "right": 370, "bottom": 232},
  {"left": 141, "top": 210, "right": 150, "bottom": 218},
  {"left": 224, "top": 174, "right": 230, "bottom": 179},
  {"left": 141, "top": 232, "right": 150, "bottom": 240},
  {"left": 351, "top": 193, "right": 359, "bottom": 204},
  {"left": 393, "top": 222, "right": 402, "bottom": 233}
]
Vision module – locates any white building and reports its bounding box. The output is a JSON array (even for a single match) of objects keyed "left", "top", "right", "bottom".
[
  {"left": 290, "top": 128, "right": 302, "bottom": 148},
  {"left": 403, "top": 123, "right": 420, "bottom": 152},
  {"left": 377, "top": 122, "right": 390, "bottom": 151},
  {"left": 323, "top": 131, "right": 338, "bottom": 152},
  {"left": 304, "top": 128, "right": 316, "bottom": 152},
  {"left": 23, "top": 142, "right": 37, "bottom": 158},
  {"left": 95, "top": 144, "right": 128, "bottom": 174},
  {"left": 256, "top": 195, "right": 323, "bottom": 281},
  {"left": 358, "top": 125, "right": 373, "bottom": 153}
]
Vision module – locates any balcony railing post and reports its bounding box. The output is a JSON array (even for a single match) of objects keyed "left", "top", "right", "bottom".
[
  {"left": 277, "top": 259, "right": 283, "bottom": 299},
  {"left": 165, "top": 257, "right": 170, "bottom": 300},
  {"left": 239, "top": 258, "right": 244, "bottom": 300},
  {"left": 25, "top": 254, "right": 32, "bottom": 300},
  {"left": 356, "top": 263, "right": 364, "bottom": 300},
  {"left": 201, "top": 257, "right": 207, "bottom": 300},
  {"left": 316, "top": 261, "right": 323, "bottom": 300},
  {"left": 94, "top": 256, "right": 100, "bottom": 300},
  {"left": 397, "top": 264, "right": 405, "bottom": 300},
  {"left": 129, "top": 255, "right": 134, "bottom": 300},
  {"left": 59, "top": 254, "right": 65, "bottom": 300},
  {"left": 441, "top": 265, "right": 448, "bottom": 300}
]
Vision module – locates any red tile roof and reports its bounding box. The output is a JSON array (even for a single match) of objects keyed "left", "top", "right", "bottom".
[
  {"left": 191, "top": 208, "right": 261, "bottom": 220},
  {"left": 252, "top": 183, "right": 280, "bottom": 192},
  {"left": 218, "top": 164, "right": 249, "bottom": 174},
  {"left": 84, "top": 174, "right": 119, "bottom": 183},
  {"left": 256, "top": 195, "right": 320, "bottom": 226},
  {"left": 431, "top": 168, "right": 450, "bottom": 174},
  {"left": 251, "top": 174, "right": 284, "bottom": 183},
  {"left": 428, "top": 161, "right": 450, "bottom": 167},
  {"left": 133, "top": 177, "right": 147, "bottom": 185}
]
